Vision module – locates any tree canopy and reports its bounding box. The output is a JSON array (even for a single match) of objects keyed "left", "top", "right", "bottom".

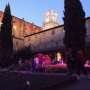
[
  {"left": 0, "top": 3, "right": 13, "bottom": 67},
  {"left": 63, "top": 0, "right": 87, "bottom": 58}
]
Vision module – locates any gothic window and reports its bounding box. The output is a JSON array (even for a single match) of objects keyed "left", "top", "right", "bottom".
[
  {"left": 42, "top": 33, "right": 45, "bottom": 37},
  {"left": 52, "top": 30, "right": 55, "bottom": 35},
  {"left": 28, "top": 37, "right": 30, "bottom": 41},
  {"left": 34, "top": 46, "right": 36, "bottom": 50},
  {"left": 16, "top": 41, "right": 18, "bottom": 51},
  {"left": 28, "top": 39, "right": 30, "bottom": 41},
  {"left": 34, "top": 35, "right": 37, "bottom": 39},
  {"left": 45, "top": 44, "right": 46, "bottom": 48},
  {"left": 56, "top": 42, "right": 58, "bottom": 47}
]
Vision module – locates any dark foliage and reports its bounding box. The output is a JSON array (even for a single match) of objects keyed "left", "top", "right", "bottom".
[
  {"left": 0, "top": 3, "right": 13, "bottom": 67},
  {"left": 17, "top": 46, "right": 32, "bottom": 59},
  {"left": 63, "top": 0, "right": 87, "bottom": 59},
  {"left": 18, "top": 46, "right": 32, "bottom": 54}
]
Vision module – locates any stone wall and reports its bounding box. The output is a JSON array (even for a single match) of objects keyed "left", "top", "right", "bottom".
[
  {"left": 24, "top": 17, "right": 90, "bottom": 52},
  {"left": 25, "top": 25, "right": 65, "bottom": 51},
  {"left": 0, "top": 11, "right": 41, "bottom": 38},
  {"left": 13, "top": 37, "right": 24, "bottom": 51}
]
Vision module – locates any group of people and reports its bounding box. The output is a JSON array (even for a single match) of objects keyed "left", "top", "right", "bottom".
[
  {"left": 30, "top": 55, "right": 45, "bottom": 72},
  {"left": 66, "top": 48, "right": 90, "bottom": 79}
]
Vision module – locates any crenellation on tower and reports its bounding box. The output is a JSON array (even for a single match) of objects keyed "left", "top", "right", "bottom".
[{"left": 42, "top": 10, "right": 59, "bottom": 30}]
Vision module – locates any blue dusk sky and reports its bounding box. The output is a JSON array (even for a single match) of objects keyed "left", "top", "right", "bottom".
[{"left": 0, "top": 0, "right": 90, "bottom": 27}]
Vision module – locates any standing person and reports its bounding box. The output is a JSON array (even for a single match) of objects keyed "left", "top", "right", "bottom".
[
  {"left": 65, "top": 48, "right": 74, "bottom": 76},
  {"left": 41, "top": 56, "right": 45, "bottom": 68},
  {"left": 34, "top": 55, "right": 39, "bottom": 72},
  {"left": 76, "top": 50, "right": 90, "bottom": 79},
  {"left": 30, "top": 56, "right": 35, "bottom": 72},
  {"left": 18, "top": 58, "right": 22, "bottom": 65}
]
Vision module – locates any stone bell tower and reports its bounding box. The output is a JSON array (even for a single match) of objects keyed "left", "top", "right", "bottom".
[{"left": 42, "top": 10, "right": 59, "bottom": 30}]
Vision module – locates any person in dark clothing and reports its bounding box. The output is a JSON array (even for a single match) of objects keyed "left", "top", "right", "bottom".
[
  {"left": 30, "top": 57, "right": 35, "bottom": 72},
  {"left": 76, "top": 50, "right": 90, "bottom": 79},
  {"left": 65, "top": 48, "right": 74, "bottom": 76}
]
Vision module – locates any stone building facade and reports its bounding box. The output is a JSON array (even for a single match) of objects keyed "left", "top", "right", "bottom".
[
  {"left": 0, "top": 10, "right": 90, "bottom": 59},
  {"left": 0, "top": 11, "right": 41, "bottom": 51},
  {"left": 25, "top": 17, "right": 90, "bottom": 53}
]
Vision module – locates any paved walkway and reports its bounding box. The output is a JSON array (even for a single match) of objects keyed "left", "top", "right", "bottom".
[
  {"left": 58, "top": 74, "right": 90, "bottom": 90},
  {"left": 0, "top": 68, "right": 90, "bottom": 90},
  {"left": 18, "top": 70, "right": 90, "bottom": 90}
]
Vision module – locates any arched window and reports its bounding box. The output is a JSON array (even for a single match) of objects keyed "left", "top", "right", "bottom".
[
  {"left": 34, "top": 35, "right": 37, "bottom": 39},
  {"left": 52, "top": 30, "right": 55, "bottom": 35},
  {"left": 45, "top": 44, "right": 46, "bottom": 48},
  {"left": 56, "top": 42, "right": 58, "bottom": 47},
  {"left": 34, "top": 46, "right": 36, "bottom": 50},
  {"left": 42, "top": 33, "right": 45, "bottom": 37},
  {"left": 28, "top": 37, "right": 30, "bottom": 41}
]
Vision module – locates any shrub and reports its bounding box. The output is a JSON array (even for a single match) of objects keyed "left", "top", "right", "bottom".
[
  {"left": 7, "top": 64, "right": 16, "bottom": 71},
  {"left": 38, "top": 67, "right": 45, "bottom": 72},
  {"left": 17, "top": 63, "right": 31, "bottom": 71},
  {"left": 44, "top": 65, "right": 68, "bottom": 73}
]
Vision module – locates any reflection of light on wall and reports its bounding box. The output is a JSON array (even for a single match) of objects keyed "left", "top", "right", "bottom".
[
  {"left": 25, "top": 22, "right": 32, "bottom": 35},
  {"left": 35, "top": 28, "right": 40, "bottom": 33},
  {"left": 33, "top": 25, "right": 35, "bottom": 29},
  {"left": 13, "top": 25, "right": 16, "bottom": 30},
  {"left": 16, "top": 41, "right": 18, "bottom": 51},
  {"left": 0, "top": 19, "right": 3, "bottom": 28}
]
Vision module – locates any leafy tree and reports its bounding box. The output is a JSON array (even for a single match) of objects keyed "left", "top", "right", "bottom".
[
  {"left": 63, "top": 0, "right": 87, "bottom": 59},
  {"left": 17, "top": 46, "right": 32, "bottom": 59},
  {"left": 0, "top": 3, "right": 13, "bottom": 67}
]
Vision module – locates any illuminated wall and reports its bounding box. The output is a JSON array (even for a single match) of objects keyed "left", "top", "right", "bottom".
[
  {"left": 13, "top": 37, "right": 24, "bottom": 51},
  {"left": 24, "top": 26, "right": 65, "bottom": 50},
  {"left": 42, "top": 10, "right": 59, "bottom": 30},
  {"left": 25, "top": 17, "right": 90, "bottom": 51},
  {"left": 0, "top": 11, "right": 41, "bottom": 39},
  {"left": 0, "top": 11, "right": 90, "bottom": 52},
  {"left": 0, "top": 11, "right": 4, "bottom": 30}
]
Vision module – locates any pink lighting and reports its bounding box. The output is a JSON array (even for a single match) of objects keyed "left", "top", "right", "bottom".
[
  {"left": 25, "top": 22, "right": 31, "bottom": 34},
  {"left": 36, "top": 53, "right": 51, "bottom": 65},
  {"left": 35, "top": 53, "right": 90, "bottom": 69},
  {"left": 35, "top": 27, "right": 40, "bottom": 33},
  {"left": 84, "top": 64, "right": 90, "bottom": 68},
  {"left": 44, "top": 63, "right": 90, "bottom": 68},
  {"left": 44, "top": 63, "right": 67, "bottom": 68},
  {"left": 12, "top": 21, "right": 16, "bottom": 23}
]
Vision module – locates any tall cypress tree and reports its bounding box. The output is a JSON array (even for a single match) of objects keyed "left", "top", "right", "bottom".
[
  {"left": 63, "top": 0, "right": 87, "bottom": 59},
  {"left": 0, "top": 3, "right": 13, "bottom": 67}
]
